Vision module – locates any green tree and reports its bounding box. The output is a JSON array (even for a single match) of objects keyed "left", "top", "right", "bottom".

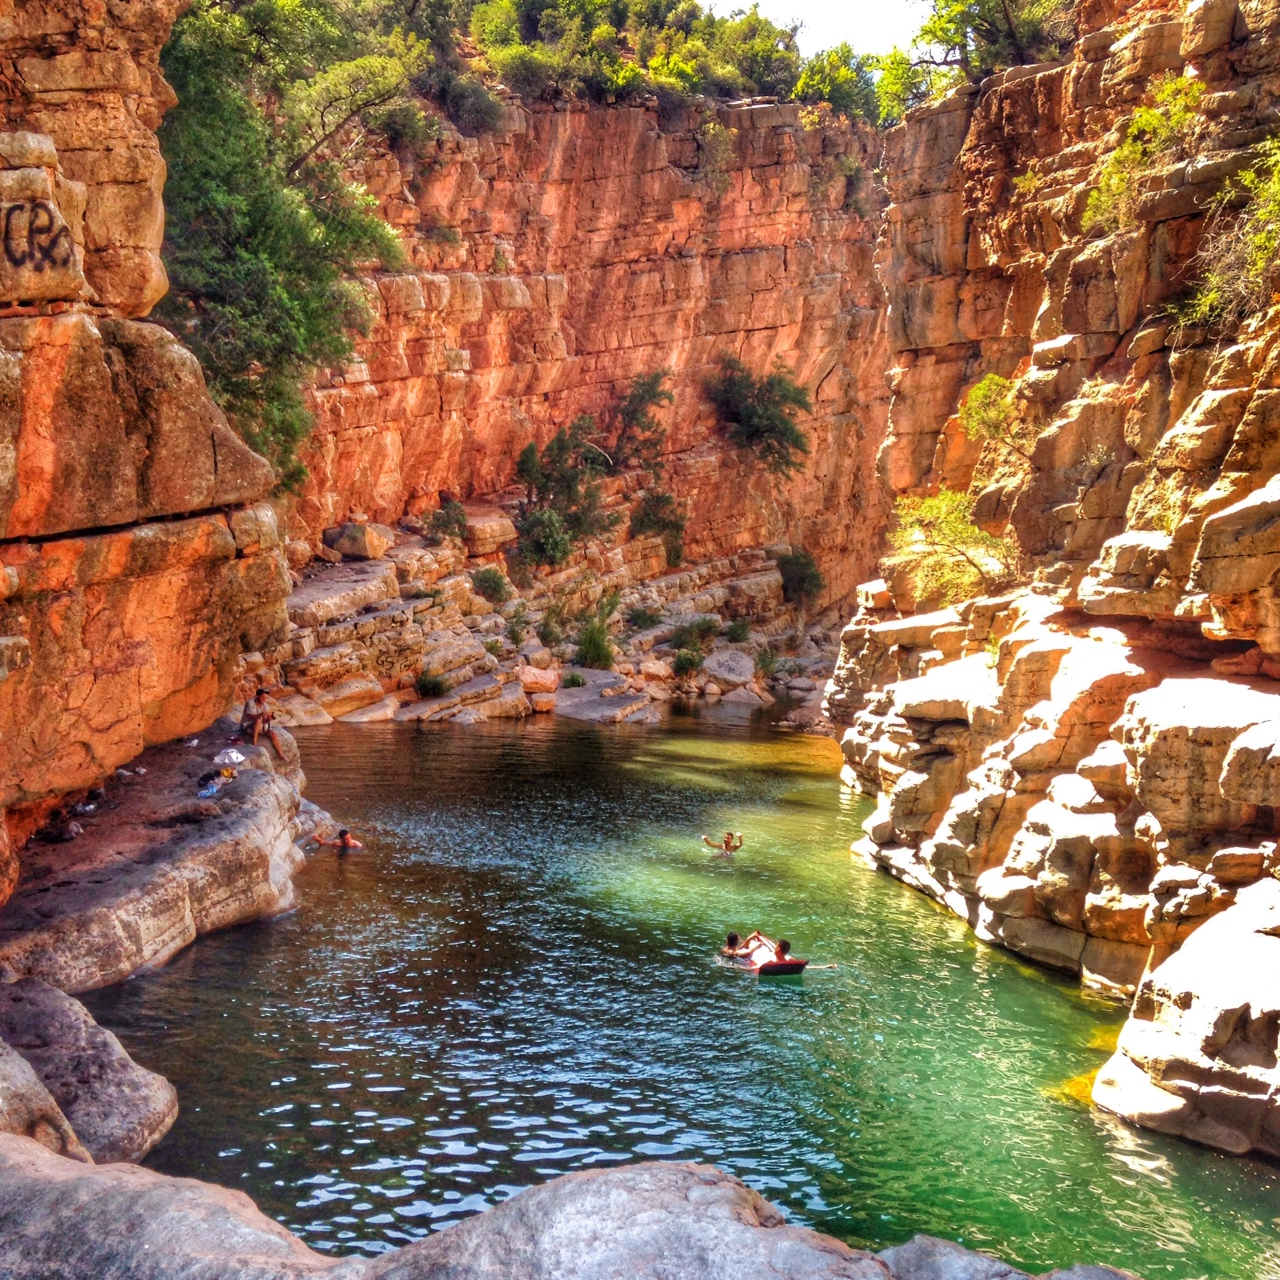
[
  {"left": 793, "top": 44, "right": 876, "bottom": 121},
  {"left": 155, "top": 1, "right": 404, "bottom": 485},
  {"left": 959, "top": 373, "right": 1035, "bottom": 461},
  {"left": 705, "top": 355, "right": 811, "bottom": 477},
  {"left": 890, "top": 488, "right": 1018, "bottom": 603}
]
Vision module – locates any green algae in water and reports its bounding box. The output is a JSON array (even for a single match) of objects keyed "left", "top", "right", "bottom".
[{"left": 82, "top": 712, "right": 1280, "bottom": 1277}]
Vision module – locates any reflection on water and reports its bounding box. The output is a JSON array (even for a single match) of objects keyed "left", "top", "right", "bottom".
[{"left": 83, "top": 711, "right": 1280, "bottom": 1277}]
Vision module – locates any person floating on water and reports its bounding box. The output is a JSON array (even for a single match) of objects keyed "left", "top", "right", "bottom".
[
  {"left": 315, "top": 828, "right": 363, "bottom": 855},
  {"left": 240, "top": 683, "right": 285, "bottom": 759},
  {"left": 702, "top": 830, "right": 743, "bottom": 857},
  {"left": 723, "top": 931, "right": 793, "bottom": 964}
]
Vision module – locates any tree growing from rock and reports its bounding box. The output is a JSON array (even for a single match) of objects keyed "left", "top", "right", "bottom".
[
  {"left": 891, "top": 488, "right": 1019, "bottom": 603},
  {"left": 705, "top": 355, "right": 811, "bottom": 477}
]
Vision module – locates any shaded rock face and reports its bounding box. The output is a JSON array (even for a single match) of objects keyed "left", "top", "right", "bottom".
[
  {"left": 0, "top": 1149, "right": 1141, "bottom": 1280},
  {"left": 828, "top": 0, "right": 1280, "bottom": 1158},
  {"left": 0, "top": 1039, "right": 87, "bottom": 1164},
  {"left": 293, "top": 100, "right": 892, "bottom": 608},
  {"left": 0, "top": 978, "right": 176, "bottom": 1163}
]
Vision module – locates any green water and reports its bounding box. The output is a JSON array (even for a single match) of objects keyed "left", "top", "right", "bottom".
[{"left": 83, "top": 710, "right": 1280, "bottom": 1277}]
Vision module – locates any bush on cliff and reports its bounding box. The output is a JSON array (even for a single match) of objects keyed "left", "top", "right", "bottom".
[
  {"left": 777, "top": 549, "right": 823, "bottom": 606},
  {"left": 891, "top": 488, "right": 1019, "bottom": 604},
  {"left": 574, "top": 592, "right": 621, "bottom": 668},
  {"left": 156, "top": 0, "right": 423, "bottom": 485},
  {"left": 705, "top": 355, "right": 811, "bottom": 477},
  {"left": 959, "top": 374, "right": 1037, "bottom": 461},
  {"left": 1083, "top": 75, "right": 1205, "bottom": 235},
  {"left": 471, "top": 567, "right": 513, "bottom": 604},
  {"left": 1177, "top": 137, "right": 1280, "bottom": 331}
]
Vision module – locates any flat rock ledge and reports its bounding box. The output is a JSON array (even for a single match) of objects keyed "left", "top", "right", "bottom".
[
  {"left": 0, "top": 718, "right": 311, "bottom": 994},
  {"left": 0, "top": 1149, "right": 1140, "bottom": 1280}
]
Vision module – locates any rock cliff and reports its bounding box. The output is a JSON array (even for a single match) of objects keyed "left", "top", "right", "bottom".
[
  {"left": 828, "top": 0, "right": 1280, "bottom": 1157},
  {"left": 291, "top": 97, "right": 890, "bottom": 607}
]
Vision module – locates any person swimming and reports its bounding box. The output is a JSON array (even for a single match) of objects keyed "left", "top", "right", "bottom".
[
  {"left": 702, "top": 830, "right": 743, "bottom": 856},
  {"left": 315, "top": 828, "right": 363, "bottom": 855}
]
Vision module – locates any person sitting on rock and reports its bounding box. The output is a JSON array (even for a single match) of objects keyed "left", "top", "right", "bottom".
[
  {"left": 316, "top": 828, "right": 363, "bottom": 855},
  {"left": 241, "top": 685, "right": 285, "bottom": 759},
  {"left": 702, "top": 830, "right": 743, "bottom": 856}
]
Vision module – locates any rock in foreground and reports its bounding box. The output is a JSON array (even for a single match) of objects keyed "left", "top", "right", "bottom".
[{"left": 0, "top": 1146, "right": 1140, "bottom": 1280}]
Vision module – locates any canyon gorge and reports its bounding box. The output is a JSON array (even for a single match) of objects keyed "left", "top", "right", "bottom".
[{"left": 1, "top": 0, "right": 1279, "bottom": 1273}]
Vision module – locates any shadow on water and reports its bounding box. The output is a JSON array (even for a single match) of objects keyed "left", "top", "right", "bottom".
[{"left": 82, "top": 710, "right": 1280, "bottom": 1278}]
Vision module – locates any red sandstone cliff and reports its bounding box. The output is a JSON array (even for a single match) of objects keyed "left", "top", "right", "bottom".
[
  {"left": 0, "top": 0, "right": 289, "bottom": 873},
  {"left": 292, "top": 98, "right": 891, "bottom": 607}
]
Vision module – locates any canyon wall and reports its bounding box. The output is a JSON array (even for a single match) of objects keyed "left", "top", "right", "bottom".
[
  {"left": 0, "top": 1, "right": 290, "bottom": 865},
  {"left": 291, "top": 97, "right": 891, "bottom": 608},
  {"left": 828, "top": 0, "right": 1280, "bottom": 1156}
]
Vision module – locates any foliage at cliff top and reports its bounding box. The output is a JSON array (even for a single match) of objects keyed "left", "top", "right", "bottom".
[
  {"left": 468, "top": 0, "right": 876, "bottom": 118},
  {"left": 156, "top": 0, "right": 440, "bottom": 484},
  {"left": 875, "top": 0, "right": 1075, "bottom": 123}
]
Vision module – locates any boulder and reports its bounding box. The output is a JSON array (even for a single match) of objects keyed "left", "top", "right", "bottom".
[
  {"left": 0, "top": 1148, "right": 1144, "bottom": 1279},
  {"left": 530, "top": 691, "right": 556, "bottom": 713},
  {"left": 463, "top": 510, "right": 518, "bottom": 556},
  {"left": 0, "top": 1044, "right": 87, "bottom": 1164},
  {"left": 323, "top": 522, "right": 391, "bottom": 561},
  {"left": 518, "top": 665, "right": 561, "bottom": 694},
  {"left": 702, "top": 648, "right": 756, "bottom": 689},
  {"left": 0, "top": 980, "right": 175, "bottom": 1163}
]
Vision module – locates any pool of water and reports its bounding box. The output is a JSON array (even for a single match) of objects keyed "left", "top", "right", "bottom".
[{"left": 83, "top": 710, "right": 1280, "bottom": 1277}]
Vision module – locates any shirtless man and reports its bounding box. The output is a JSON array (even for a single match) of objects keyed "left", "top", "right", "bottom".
[
  {"left": 702, "top": 830, "right": 743, "bottom": 857},
  {"left": 315, "top": 828, "right": 363, "bottom": 855},
  {"left": 241, "top": 685, "right": 285, "bottom": 759}
]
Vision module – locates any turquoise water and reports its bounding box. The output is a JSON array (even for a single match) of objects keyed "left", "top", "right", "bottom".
[{"left": 84, "top": 710, "right": 1280, "bottom": 1277}]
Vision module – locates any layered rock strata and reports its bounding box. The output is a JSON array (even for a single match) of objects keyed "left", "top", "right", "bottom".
[
  {"left": 0, "top": 1148, "right": 1138, "bottom": 1280},
  {"left": 0, "top": 719, "right": 309, "bottom": 994},
  {"left": 291, "top": 98, "right": 891, "bottom": 609},
  {"left": 828, "top": 0, "right": 1280, "bottom": 1156}
]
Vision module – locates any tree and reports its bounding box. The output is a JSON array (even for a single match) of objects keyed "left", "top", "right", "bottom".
[
  {"left": 608, "top": 370, "right": 673, "bottom": 475},
  {"left": 890, "top": 488, "right": 1019, "bottom": 603},
  {"left": 705, "top": 355, "right": 811, "bottom": 477},
  {"left": 959, "top": 373, "right": 1035, "bottom": 461},
  {"left": 793, "top": 44, "right": 876, "bottom": 122}
]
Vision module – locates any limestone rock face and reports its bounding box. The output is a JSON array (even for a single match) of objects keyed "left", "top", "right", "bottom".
[
  {"left": 0, "top": 1041, "right": 87, "bottom": 1164},
  {"left": 0, "top": 979, "right": 176, "bottom": 1163},
  {"left": 0, "top": 1148, "right": 1143, "bottom": 1280},
  {"left": 827, "top": 0, "right": 1280, "bottom": 1160},
  {"left": 292, "top": 100, "right": 892, "bottom": 609}
]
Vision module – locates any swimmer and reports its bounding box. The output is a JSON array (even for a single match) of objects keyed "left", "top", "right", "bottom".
[
  {"left": 315, "top": 828, "right": 363, "bottom": 855},
  {"left": 702, "top": 830, "right": 743, "bottom": 857}
]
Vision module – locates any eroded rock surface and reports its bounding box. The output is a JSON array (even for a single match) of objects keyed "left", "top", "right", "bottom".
[
  {"left": 0, "top": 979, "right": 176, "bottom": 1163},
  {"left": 0, "top": 1148, "right": 1141, "bottom": 1280},
  {"left": 0, "top": 720, "right": 307, "bottom": 993},
  {"left": 0, "top": 1041, "right": 87, "bottom": 1164}
]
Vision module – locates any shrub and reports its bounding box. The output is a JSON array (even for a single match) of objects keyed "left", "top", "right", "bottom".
[
  {"left": 726, "top": 619, "right": 751, "bottom": 643},
  {"left": 890, "top": 488, "right": 1019, "bottom": 603},
  {"left": 562, "top": 671, "right": 587, "bottom": 688},
  {"left": 1012, "top": 165, "right": 1047, "bottom": 196},
  {"left": 537, "top": 602, "right": 567, "bottom": 647},
  {"left": 1083, "top": 75, "right": 1204, "bottom": 235},
  {"left": 959, "top": 374, "right": 1036, "bottom": 461},
  {"left": 429, "top": 500, "right": 468, "bottom": 541},
  {"left": 611, "top": 371, "right": 673, "bottom": 476},
  {"left": 793, "top": 44, "right": 876, "bottom": 121},
  {"left": 706, "top": 355, "right": 811, "bottom": 477},
  {"left": 777, "top": 549, "right": 823, "bottom": 605},
  {"left": 628, "top": 606, "right": 663, "bottom": 630},
  {"left": 755, "top": 646, "right": 778, "bottom": 678},
  {"left": 574, "top": 591, "right": 620, "bottom": 669},
  {"left": 428, "top": 68, "right": 506, "bottom": 135},
  {"left": 672, "top": 647, "right": 704, "bottom": 676},
  {"left": 415, "top": 671, "right": 451, "bottom": 698},
  {"left": 471, "top": 567, "right": 513, "bottom": 603},
  {"left": 629, "top": 490, "right": 686, "bottom": 564},
  {"left": 1177, "top": 137, "right": 1280, "bottom": 331},
  {"left": 670, "top": 617, "right": 719, "bottom": 650},
  {"left": 516, "top": 506, "right": 573, "bottom": 566},
  {"left": 507, "top": 601, "right": 530, "bottom": 644},
  {"left": 698, "top": 115, "right": 737, "bottom": 196},
  {"left": 484, "top": 638, "right": 505, "bottom": 656}
]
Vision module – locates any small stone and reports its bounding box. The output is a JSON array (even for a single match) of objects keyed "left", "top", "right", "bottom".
[{"left": 530, "top": 692, "right": 556, "bottom": 713}]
